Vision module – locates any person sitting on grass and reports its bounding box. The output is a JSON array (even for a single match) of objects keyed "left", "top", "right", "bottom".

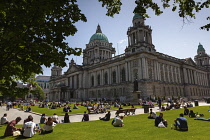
[
  {"left": 174, "top": 113, "right": 188, "bottom": 131},
  {"left": 63, "top": 107, "right": 68, "bottom": 112},
  {"left": 22, "top": 116, "right": 37, "bottom": 138},
  {"left": 184, "top": 106, "right": 189, "bottom": 115},
  {"left": 161, "top": 106, "right": 166, "bottom": 111},
  {"left": 41, "top": 117, "right": 56, "bottom": 134},
  {"left": 82, "top": 111, "right": 89, "bottom": 121},
  {"left": 148, "top": 109, "right": 156, "bottom": 119},
  {"left": 25, "top": 106, "right": 31, "bottom": 112},
  {"left": 73, "top": 104, "right": 79, "bottom": 109},
  {"left": 23, "top": 115, "right": 33, "bottom": 124},
  {"left": 99, "top": 111, "right": 111, "bottom": 121},
  {"left": 155, "top": 112, "right": 167, "bottom": 127},
  {"left": 112, "top": 116, "right": 124, "bottom": 127},
  {"left": 40, "top": 114, "right": 47, "bottom": 124},
  {"left": 67, "top": 105, "right": 72, "bottom": 112},
  {"left": 4, "top": 117, "right": 22, "bottom": 137},
  {"left": 189, "top": 110, "right": 196, "bottom": 118},
  {"left": 52, "top": 113, "right": 59, "bottom": 123},
  {"left": 64, "top": 113, "right": 70, "bottom": 123},
  {"left": 1, "top": 113, "right": 9, "bottom": 125}
]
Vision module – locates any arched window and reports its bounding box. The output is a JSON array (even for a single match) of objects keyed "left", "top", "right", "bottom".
[
  {"left": 121, "top": 68, "right": 126, "bottom": 81},
  {"left": 112, "top": 71, "right": 116, "bottom": 83},
  {"left": 91, "top": 76, "right": 94, "bottom": 87},
  {"left": 104, "top": 72, "right": 108, "bottom": 84},
  {"left": 97, "top": 74, "right": 100, "bottom": 85}
]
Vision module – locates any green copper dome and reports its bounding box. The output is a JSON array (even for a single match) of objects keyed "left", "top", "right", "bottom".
[
  {"left": 197, "top": 43, "right": 205, "bottom": 52},
  {"left": 133, "top": 13, "right": 143, "bottom": 20},
  {"left": 89, "top": 24, "right": 109, "bottom": 43},
  {"left": 89, "top": 33, "right": 109, "bottom": 43}
]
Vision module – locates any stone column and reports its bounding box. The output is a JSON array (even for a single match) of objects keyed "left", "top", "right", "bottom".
[
  {"left": 153, "top": 61, "right": 157, "bottom": 80},
  {"left": 197, "top": 72, "right": 200, "bottom": 86},
  {"left": 183, "top": 68, "right": 188, "bottom": 84},
  {"left": 125, "top": 62, "right": 128, "bottom": 81},
  {"left": 142, "top": 58, "right": 145, "bottom": 79},
  {"left": 171, "top": 66, "right": 174, "bottom": 83},
  {"left": 157, "top": 62, "right": 161, "bottom": 81},
  {"left": 100, "top": 70, "right": 102, "bottom": 85},
  {"left": 194, "top": 71, "right": 197, "bottom": 84},
  {"left": 138, "top": 58, "right": 142, "bottom": 79},
  {"left": 128, "top": 61, "right": 131, "bottom": 81},
  {"left": 168, "top": 65, "right": 170, "bottom": 82},
  {"left": 79, "top": 73, "right": 82, "bottom": 88},
  {"left": 70, "top": 76, "right": 72, "bottom": 88},
  {"left": 128, "top": 36, "right": 130, "bottom": 46},
  {"left": 117, "top": 65, "right": 119, "bottom": 83},
  {"left": 145, "top": 58, "right": 149, "bottom": 79}
]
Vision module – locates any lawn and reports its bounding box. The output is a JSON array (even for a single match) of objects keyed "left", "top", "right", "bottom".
[
  {"left": 1, "top": 106, "right": 210, "bottom": 140},
  {"left": 28, "top": 104, "right": 143, "bottom": 115}
]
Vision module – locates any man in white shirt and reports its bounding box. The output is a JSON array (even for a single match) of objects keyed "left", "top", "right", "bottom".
[
  {"left": 23, "top": 116, "right": 36, "bottom": 138},
  {"left": 52, "top": 113, "right": 59, "bottom": 123},
  {"left": 112, "top": 116, "right": 124, "bottom": 127},
  {"left": 1, "top": 113, "right": 9, "bottom": 124}
]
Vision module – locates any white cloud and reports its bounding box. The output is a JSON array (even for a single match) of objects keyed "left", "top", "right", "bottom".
[{"left": 118, "top": 39, "right": 127, "bottom": 44}]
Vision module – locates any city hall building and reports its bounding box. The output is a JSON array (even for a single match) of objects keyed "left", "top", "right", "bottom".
[{"left": 49, "top": 13, "right": 210, "bottom": 102}]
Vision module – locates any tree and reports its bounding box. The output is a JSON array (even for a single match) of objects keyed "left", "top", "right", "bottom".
[
  {"left": 1, "top": 0, "right": 209, "bottom": 96},
  {"left": 0, "top": 0, "right": 122, "bottom": 97},
  {"left": 30, "top": 86, "right": 45, "bottom": 101},
  {"left": 134, "top": 0, "right": 210, "bottom": 31}
]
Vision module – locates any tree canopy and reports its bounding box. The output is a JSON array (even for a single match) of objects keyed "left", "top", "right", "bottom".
[
  {"left": 0, "top": 0, "right": 209, "bottom": 97},
  {"left": 133, "top": 0, "right": 210, "bottom": 31}
]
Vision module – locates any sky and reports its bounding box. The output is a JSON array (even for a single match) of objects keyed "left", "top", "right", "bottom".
[{"left": 42, "top": 0, "right": 210, "bottom": 76}]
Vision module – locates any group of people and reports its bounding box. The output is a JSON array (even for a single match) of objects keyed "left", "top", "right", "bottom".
[
  {"left": 3, "top": 115, "right": 56, "bottom": 138},
  {"left": 148, "top": 108, "right": 189, "bottom": 131}
]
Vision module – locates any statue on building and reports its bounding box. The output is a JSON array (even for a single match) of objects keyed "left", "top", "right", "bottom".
[{"left": 133, "top": 79, "right": 138, "bottom": 91}]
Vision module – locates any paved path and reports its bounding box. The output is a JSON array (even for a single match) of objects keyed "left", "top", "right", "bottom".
[{"left": 0, "top": 102, "right": 209, "bottom": 124}]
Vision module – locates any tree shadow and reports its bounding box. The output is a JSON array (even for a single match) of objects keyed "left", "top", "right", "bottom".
[{"left": 0, "top": 136, "right": 6, "bottom": 139}]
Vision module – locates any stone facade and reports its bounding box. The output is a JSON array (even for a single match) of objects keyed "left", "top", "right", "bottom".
[
  {"left": 35, "top": 76, "right": 50, "bottom": 100},
  {"left": 49, "top": 13, "right": 210, "bottom": 102}
]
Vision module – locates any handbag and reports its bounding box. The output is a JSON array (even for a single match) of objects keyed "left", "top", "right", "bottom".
[
  {"left": 158, "top": 121, "right": 166, "bottom": 128},
  {"left": 13, "top": 130, "right": 21, "bottom": 136}
]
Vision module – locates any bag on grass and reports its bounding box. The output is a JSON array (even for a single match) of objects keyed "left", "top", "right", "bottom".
[
  {"left": 158, "top": 121, "right": 166, "bottom": 128},
  {"left": 13, "top": 130, "right": 21, "bottom": 136}
]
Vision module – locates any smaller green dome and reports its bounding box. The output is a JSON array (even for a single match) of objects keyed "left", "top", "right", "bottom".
[
  {"left": 133, "top": 13, "right": 143, "bottom": 20},
  {"left": 89, "top": 33, "right": 109, "bottom": 43},
  {"left": 197, "top": 43, "right": 205, "bottom": 52}
]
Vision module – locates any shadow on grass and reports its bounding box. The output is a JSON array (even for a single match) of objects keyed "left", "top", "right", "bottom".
[{"left": 0, "top": 136, "right": 6, "bottom": 139}]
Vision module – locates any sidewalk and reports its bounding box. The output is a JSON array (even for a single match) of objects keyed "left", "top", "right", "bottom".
[{"left": 0, "top": 102, "right": 209, "bottom": 124}]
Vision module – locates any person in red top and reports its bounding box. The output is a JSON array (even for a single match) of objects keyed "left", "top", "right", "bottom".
[{"left": 4, "top": 117, "right": 22, "bottom": 137}]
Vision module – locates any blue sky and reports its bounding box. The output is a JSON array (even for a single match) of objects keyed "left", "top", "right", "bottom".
[{"left": 42, "top": 0, "right": 210, "bottom": 76}]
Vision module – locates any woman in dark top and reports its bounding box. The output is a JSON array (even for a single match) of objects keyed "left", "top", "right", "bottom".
[
  {"left": 40, "top": 114, "right": 46, "bottom": 124},
  {"left": 64, "top": 113, "right": 70, "bottom": 123},
  {"left": 183, "top": 107, "right": 189, "bottom": 115},
  {"left": 100, "top": 111, "right": 111, "bottom": 121}
]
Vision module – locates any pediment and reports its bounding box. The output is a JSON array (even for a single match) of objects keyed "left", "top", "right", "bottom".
[
  {"left": 185, "top": 58, "right": 196, "bottom": 66},
  {"left": 66, "top": 64, "right": 80, "bottom": 73}
]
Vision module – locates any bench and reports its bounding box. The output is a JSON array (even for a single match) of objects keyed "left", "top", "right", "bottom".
[
  {"left": 87, "top": 107, "right": 96, "bottom": 114},
  {"left": 115, "top": 108, "right": 136, "bottom": 116}
]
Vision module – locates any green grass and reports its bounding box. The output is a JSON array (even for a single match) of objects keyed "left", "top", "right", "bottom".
[
  {"left": 2, "top": 106, "right": 209, "bottom": 140},
  {"left": 28, "top": 104, "right": 143, "bottom": 115}
]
